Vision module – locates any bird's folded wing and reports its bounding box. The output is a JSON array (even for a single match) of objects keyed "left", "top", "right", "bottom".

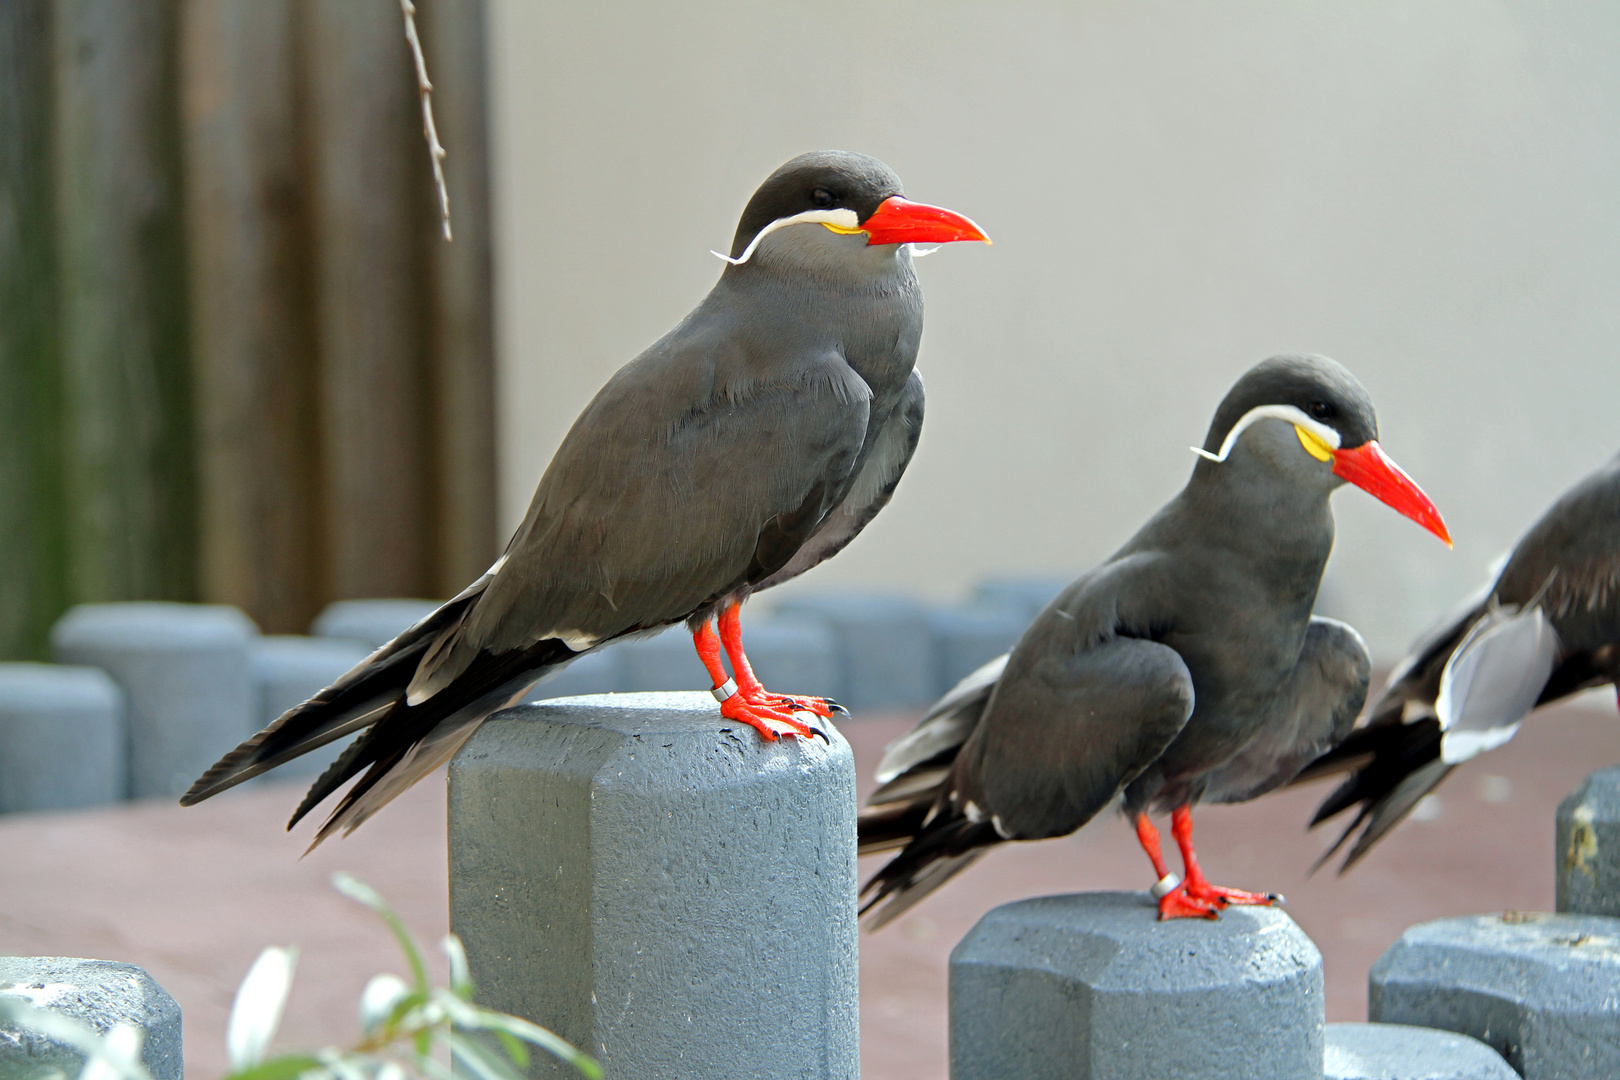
[
  {"left": 1202, "top": 617, "right": 1371, "bottom": 804},
  {"left": 1436, "top": 604, "right": 1561, "bottom": 764},
  {"left": 411, "top": 350, "right": 876, "bottom": 700}
]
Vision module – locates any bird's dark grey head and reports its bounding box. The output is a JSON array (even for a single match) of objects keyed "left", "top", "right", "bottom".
[
  {"left": 729, "top": 151, "right": 903, "bottom": 259},
  {"left": 1200, "top": 354, "right": 1379, "bottom": 464}
]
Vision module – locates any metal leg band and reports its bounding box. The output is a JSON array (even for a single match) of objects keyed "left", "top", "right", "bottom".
[
  {"left": 711, "top": 677, "right": 739, "bottom": 703},
  {"left": 1151, "top": 873, "right": 1182, "bottom": 900}
]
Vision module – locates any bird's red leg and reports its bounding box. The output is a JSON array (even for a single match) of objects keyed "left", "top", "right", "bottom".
[
  {"left": 717, "top": 601, "right": 835, "bottom": 720},
  {"left": 1135, "top": 813, "right": 1219, "bottom": 920},
  {"left": 1171, "top": 805, "right": 1280, "bottom": 907},
  {"left": 692, "top": 618, "right": 817, "bottom": 742}
]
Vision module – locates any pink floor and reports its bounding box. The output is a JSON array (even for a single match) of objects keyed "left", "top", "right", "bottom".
[{"left": 1, "top": 697, "right": 1614, "bottom": 1080}]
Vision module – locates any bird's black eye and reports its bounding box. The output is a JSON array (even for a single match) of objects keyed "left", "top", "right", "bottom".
[
  {"left": 1307, "top": 401, "right": 1334, "bottom": 421},
  {"left": 810, "top": 188, "right": 836, "bottom": 209}
]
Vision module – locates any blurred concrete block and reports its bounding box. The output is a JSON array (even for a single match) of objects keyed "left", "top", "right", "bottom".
[
  {"left": 0, "top": 664, "right": 125, "bottom": 813},
  {"left": 1325, "top": 1022, "right": 1516, "bottom": 1080},
  {"left": 1370, "top": 911, "right": 1620, "bottom": 1078},
  {"left": 971, "top": 576, "right": 1071, "bottom": 620},
  {"left": 449, "top": 692, "right": 857, "bottom": 1078},
  {"left": 1557, "top": 767, "right": 1620, "bottom": 917},
  {"left": 52, "top": 603, "right": 257, "bottom": 799},
  {"left": 250, "top": 635, "right": 372, "bottom": 781},
  {"left": 310, "top": 598, "right": 440, "bottom": 650},
  {"left": 616, "top": 629, "right": 705, "bottom": 693},
  {"left": 928, "top": 605, "right": 1026, "bottom": 696},
  {"left": 771, "top": 593, "right": 933, "bottom": 710},
  {"left": 0, "top": 956, "right": 183, "bottom": 1080},
  {"left": 949, "top": 892, "right": 1324, "bottom": 1080},
  {"left": 530, "top": 647, "right": 625, "bottom": 700}
]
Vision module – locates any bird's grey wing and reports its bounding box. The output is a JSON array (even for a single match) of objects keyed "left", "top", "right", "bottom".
[
  {"left": 1202, "top": 618, "right": 1370, "bottom": 805},
  {"left": 860, "top": 628, "right": 1194, "bottom": 928},
  {"left": 754, "top": 368, "right": 925, "bottom": 593},
  {"left": 409, "top": 340, "right": 875, "bottom": 701},
  {"left": 1497, "top": 451, "right": 1620, "bottom": 701},
  {"left": 858, "top": 652, "right": 1007, "bottom": 856},
  {"left": 1435, "top": 603, "right": 1562, "bottom": 764},
  {"left": 876, "top": 651, "right": 1007, "bottom": 785},
  {"left": 859, "top": 559, "right": 1196, "bottom": 927}
]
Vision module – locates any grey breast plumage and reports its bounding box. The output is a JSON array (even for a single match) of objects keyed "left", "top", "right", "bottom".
[{"left": 1304, "top": 449, "right": 1620, "bottom": 871}]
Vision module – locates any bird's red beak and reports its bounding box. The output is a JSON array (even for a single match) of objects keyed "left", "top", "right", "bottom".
[
  {"left": 860, "top": 196, "right": 991, "bottom": 247},
  {"left": 1332, "top": 441, "right": 1452, "bottom": 547}
]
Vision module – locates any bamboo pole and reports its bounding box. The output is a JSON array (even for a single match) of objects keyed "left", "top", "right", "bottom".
[
  {"left": 53, "top": 0, "right": 197, "bottom": 606},
  {"left": 0, "top": 1, "right": 67, "bottom": 659},
  {"left": 419, "top": 0, "right": 499, "bottom": 593},
  {"left": 179, "top": 0, "right": 323, "bottom": 632},
  {"left": 304, "top": 0, "right": 434, "bottom": 601}
]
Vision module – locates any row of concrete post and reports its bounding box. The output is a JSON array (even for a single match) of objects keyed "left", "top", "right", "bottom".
[
  {"left": 6, "top": 694, "right": 1617, "bottom": 1077},
  {"left": 0, "top": 583, "right": 1065, "bottom": 816},
  {"left": 445, "top": 692, "right": 1620, "bottom": 1080}
]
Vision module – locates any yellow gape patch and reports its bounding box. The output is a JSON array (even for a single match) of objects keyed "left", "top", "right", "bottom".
[
  {"left": 1295, "top": 425, "right": 1335, "bottom": 462},
  {"left": 821, "top": 221, "right": 866, "bottom": 236}
]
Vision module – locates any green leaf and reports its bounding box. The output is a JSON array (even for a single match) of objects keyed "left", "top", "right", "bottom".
[
  {"left": 331, "top": 874, "right": 429, "bottom": 991},
  {"left": 460, "top": 1011, "right": 600, "bottom": 1079},
  {"left": 218, "top": 1052, "right": 326, "bottom": 1080},
  {"left": 441, "top": 936, "right": 473, "bottom": 1000},
  {"left": 228, "top": 947, "right": 299, "bottom": 1070},
  {"left": 491, "top": 1029, "right": 527, "bottom": 1068},
  {"left": 445, "top": 1033, "right": 524, "bottom": 1080}
]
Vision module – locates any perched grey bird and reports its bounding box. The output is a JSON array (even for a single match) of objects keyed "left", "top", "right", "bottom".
[
  {"left": 859, "top": 355, "right": 1451, "bottom": 925},
  {"left": 1303, "top": 449, "right": 1620, "bottom": 871},
  {"left": 181, "top": 151, "right": 989, "bottom": 844}
]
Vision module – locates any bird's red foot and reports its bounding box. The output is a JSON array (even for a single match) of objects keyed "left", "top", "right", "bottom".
[
  {"left": 1156, "top": 881, "right": 1221, "bottom": 921},
  {"left": 718, "top": 693, "right": 822, "bottom": 742},
  {"left": 736, "top": 682, "right": 839, "bottom": 719},
  {"left": 1184, "top": 877, "right": 1282, "bottom": 907}
]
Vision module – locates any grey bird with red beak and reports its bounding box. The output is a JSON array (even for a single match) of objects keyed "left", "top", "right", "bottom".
[
  {"left": 180, "top": 151, "right": 989, "bottom": 844},
  {"left": 859, "top": 355, "right": 1452, "bottom": 926},
  {"left": 1302, "top": 448, "right": 1620, "bottom": 872}
]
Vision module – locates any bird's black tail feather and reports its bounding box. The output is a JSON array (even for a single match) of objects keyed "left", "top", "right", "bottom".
[
  {"left": 181, "top": 575, "right": 579, "bottom": 846},
  {"left": 859, "top": 811, "right": 998, "bottom": 931},
  {"left": 1298, "top": 716, "right": 1449, "bottom": 873}
]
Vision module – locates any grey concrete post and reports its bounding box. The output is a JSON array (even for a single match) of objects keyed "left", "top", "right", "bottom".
[
  {"left": 52, "top": 603, "right": 258, "bottom": 799},
  {"left": 927, "top": 605, "right": 1025, "bottom": 695},
  {"left": 1370, "top": 912, "right": 1620, "bottom": 1078},
  {"left": 948, "top": 892, "right": 1324, "bottom": 1080},
  {"left": 1325, "top": 1022, "right": 1516, "bottom": 1080},
  {"left": 447, "top": 692, "right": 858, "bottom": 1079},
  {"left": 772, "top": 593, "right": 934, "bottom": 710},
  {"left": 0, "top": 957, "right": 182, "bottom": 1080},
  {"left": 310, "top": 598, "right": 441, "bottom": 650},
  {"left": 528, "top": 648, "right": 624, "bottom": 699},
  {"left": 0, "top": 664, "right": 125, "bottom": 813},
  {"left": 250, "top": 635, "right": 372, "bottom": 780},
  {"left": 1556, "top": 766, "right": 1620, "bottom": 917},
  {"left": 615, "top": 616, "right": 837, "bottom": 698}
]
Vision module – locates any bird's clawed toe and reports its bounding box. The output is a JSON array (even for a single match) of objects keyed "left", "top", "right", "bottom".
[
  {"left": 719, "top": 696, "right": 822, "bottom": 742},
  {"left": 1156, "top": 884, "right": 1222, "bottom": 921},
  {"left": 1184, "top": 878, "right": 1281, "bottom": 908}
]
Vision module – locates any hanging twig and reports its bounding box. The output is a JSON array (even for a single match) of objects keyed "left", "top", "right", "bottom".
[{"left": 400, "top": 0, "right": 452, "bottom": 241}]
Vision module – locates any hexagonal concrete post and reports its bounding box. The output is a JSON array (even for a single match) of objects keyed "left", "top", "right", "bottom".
[
  {"left": 1370, "top": 912, "right": 1620, "bottom": 1078},
  {"left": 0, "top": 957, "right": 183, "bottom": 1080},
  {"left": 1324, "top": 1022, "right": 1516, "bottom": 1080},
  {"left": 447, "top": 692, "right": 858, "bottom": 1079},
  {"left": 52, "top": 603, "right": 258, "bottom": 799},
  {"left": 1556, "top": 766, "right": 1620, "bottom": 917},
  {"left": 0, "top": 664, "right": 125, "bottom": 812},
  {"left": 949, "top": 892, "right": 1324, "bottom": 1080}
]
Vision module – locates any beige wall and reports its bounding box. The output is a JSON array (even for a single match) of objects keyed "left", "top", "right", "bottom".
[{"left": 486, "top": 1, "right": 1620, "bottom": 660}]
